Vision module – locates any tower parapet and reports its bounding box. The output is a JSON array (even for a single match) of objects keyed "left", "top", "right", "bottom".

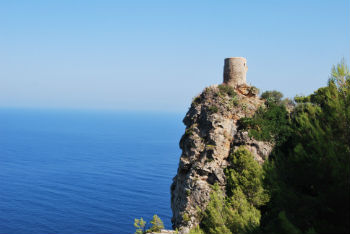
[{"left": 223, "top": 57, "right": 248, "bottom": 87}]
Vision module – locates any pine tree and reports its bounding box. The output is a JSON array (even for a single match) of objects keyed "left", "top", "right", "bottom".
[
  {"left": 147, "top": 215, "right": 164, "bottom": 233},
  {"left": 199, "top": 147, "right": 269, "bottom": 234},
  {"left": 134, "top": 218, "right": 146, "bottom": 234},
  {"left": 261, "top": 60, "right": 350, "bottom": 233}
]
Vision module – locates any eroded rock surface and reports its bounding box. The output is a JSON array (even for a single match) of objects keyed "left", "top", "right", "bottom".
[{"left": 171, "top": 85, "right": 272, "bottom": 233}]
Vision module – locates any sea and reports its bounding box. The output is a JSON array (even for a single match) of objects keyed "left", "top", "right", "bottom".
[{"left": 0, "top": 108, "right": 185, "bottom": 234}]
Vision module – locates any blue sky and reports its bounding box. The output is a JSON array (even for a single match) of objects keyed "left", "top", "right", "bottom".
[{"left": 1, "top": 0, "right": 349, "bottom": 112}]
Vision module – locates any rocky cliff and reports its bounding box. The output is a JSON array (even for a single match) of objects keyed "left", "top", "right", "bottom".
[{"left": 170, "top": 84, "right": 273, "bottom": 234}]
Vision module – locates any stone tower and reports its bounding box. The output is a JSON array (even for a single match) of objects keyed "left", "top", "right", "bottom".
[{"left": 223, "top": 57, "right": 248, "bottom": 87}]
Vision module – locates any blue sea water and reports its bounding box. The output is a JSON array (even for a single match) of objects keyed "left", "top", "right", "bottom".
[{"left": 0, "top": 109, "right": 184, "bottom": 234}]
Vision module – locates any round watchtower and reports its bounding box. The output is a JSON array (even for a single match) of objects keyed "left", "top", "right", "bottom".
[{"left": 223, "top": 57, "right": 248, "bottom": 87}]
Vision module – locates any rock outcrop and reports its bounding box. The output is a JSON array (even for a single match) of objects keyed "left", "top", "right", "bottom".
[{"left": 170, "top": 84, "right": 273, "bottom": 233}]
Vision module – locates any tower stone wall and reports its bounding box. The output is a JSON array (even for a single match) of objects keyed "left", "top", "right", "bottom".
[{"left": 223, "top": 57, "right": 248, "bottom": 87}]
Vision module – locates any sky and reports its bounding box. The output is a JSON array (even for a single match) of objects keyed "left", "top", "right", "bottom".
[{"left": 1, "top": 0, "right": 349, "bottom": 112}]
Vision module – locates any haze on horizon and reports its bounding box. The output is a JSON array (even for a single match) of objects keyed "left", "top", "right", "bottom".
[{"left": 1, "top": 0, "right": 349, "bottom": 112}]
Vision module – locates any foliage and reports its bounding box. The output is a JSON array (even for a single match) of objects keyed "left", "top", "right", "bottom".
[
  {"left": 208, "top": 105, "right": 219, "bottom": 114},
  {"left": 239, "top": 103, "right": 291, "bottom": 143},
  {"left": 193, "top": 96, "right": 202, "bottom": 106},
  {"left": 146, "top": 215, "right": 164, "bottom": 233},
  {"left": 218, "top": 84, "right": 239, "bottom": 108},
  {"left": 281, "top": 98, "right": 294, "bottom": 108},
  {"left": 261, "top": 210, "right": 302, "bottom": 234},
  {"left": 189, "top": 225, "right": 205, "bottom": 234},
  {"left": 249, "top": 86, "right": 260, "bottom": 96},
  {"left": 185, "top": 60, "right": 349, "bottom": 234},
  {"left": 229, "top": 96, "right": 239, "bottom": 107},
  {"left": 183, "top": 213, "right": 191, "bottom": 223},
  {"left": 201, "top": 184, "right": 234, "bottom": 234},
  {"left": 261, "top": 90, "right": 283, "bottom": 105},
  {"left": 225, "top": 147, "right": 269, "bottom": 207},
  {"left": 218, "top": 84, "right": 237, "bottom": 97},
  {"left": 294, "top": 95, "right": 310, "bottom": 103},
  {"left": 134, "top": 218, "right": 146, "bottom": 234},
  {"left": 261, "top": 60, "right": 350, "bottom": 233},
  {"left": 329, "top": 57, "right": 350, "bottom": 89},
  {"left": 196, "top": 147, "right": 268, "bottom": 234},
  {"left": 134, "top": 215, "right": 164, "bottom": 234}
]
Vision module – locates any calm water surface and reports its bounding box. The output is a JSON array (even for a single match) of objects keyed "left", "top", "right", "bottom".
[{"left": 0, "top": 109, "right": 184, "bottom": 234}]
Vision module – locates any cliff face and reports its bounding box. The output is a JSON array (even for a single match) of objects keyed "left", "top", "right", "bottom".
[{"left": 170, "top": 84, "right": 273, "bottom": 233}]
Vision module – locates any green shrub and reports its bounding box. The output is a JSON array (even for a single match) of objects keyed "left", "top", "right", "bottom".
[
  {"left": 134, "top": 218, "right": 146, "bottom": 234},
  {"left": 183, "top": 213, "right": 190, "bottom": 223},
  {"left": 193, "top": 96, "right": 201, "bottom": 106},
  {"left": 261, "top": 60, "right": 350, "bottom": 233},
  {"left": 146, "top": 215, "right": 164, "bottom": 233},
  {"left": 230, "top": 96, "right": 239, "bottom": 106},
  {"left": 198, "top": 147, "right": 268, "bottom": 234},
  {"left": 225, "top": 146, "right": 269, "bottom": 207},
  {"left": 201, "top": 185, "right": 234, "bottom": 234},
  {"left": 261, "top": 90, "right": 283, "bottom": 105},
  {"left": 189, "top": 60, "right": 350, "bottom": 234},
  {"left": 239, "top": 102, "right": 291, "bottom": 144},
  {"left": 294, "top": 95, "right": 310, "bottom": 103},
  {"left": 189, "top": 225, "right": 205, "bottom": 234},
  {"left": 134, "top": 215, "right": 164, "bottom": 234},
  {"left": 249, "top": 86, "right": 260, "bottom": 96},
  {"left": 218, "top": 84, "right": 237, "bottom": 97},
  {"left": 208, "top": 105, "right": 219, "bottom": 114}
]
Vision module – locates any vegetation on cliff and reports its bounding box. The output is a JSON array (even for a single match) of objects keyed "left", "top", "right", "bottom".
[
  {"left": 171, "top": 81, "right": 266, "bottom": 233},
  {"left": 196, "top": 147, "right": 269, "bottom": 234},
  {"left": 134, "top": 215, "right": 164, "bottom": 234},
  {"left": 260, "top": 60, "right": 350, "bottom": 234},
  {"left": 189, "top": 60, "right": 350, "bottom": 234},
  {"left": 239, "top": 98, "right": 291, "bottom": 143}
]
